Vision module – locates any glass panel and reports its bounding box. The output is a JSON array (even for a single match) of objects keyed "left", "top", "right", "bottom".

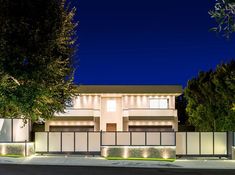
[
  {"left": 132, "top": 132, "right": 145, "bottom": 145},
  {"left": 102, "top": 132, "right": 115, "bottom": 145},
  {"left": 88, "top": 132, "right": 100, "bottom": 151},
  {"left": 187, "top": 132, "right": 200, "bottom": 155},
  {"left": 49, "top": 132, "right": 61, "bottom": 152},
  {"left": 13, "top": 119, "right": 29, "bottom": 142},
  {"left": 201, "top": 132, "right": 213, "bottom": 155},
  {"left": 35, "top": 132, "right": 48, "bottom": 152},
  {"left": 62, "top": 132, "right": 74, "bottom": 152},
  {"left": 149, "top": 99, "right": 168, "bottom": 109},
  {"left": 107, "top": 100, "right": 116, "bottom": 112},
  {"left": 161, "top": 132, "right": 175, "bottom": 145},
  {"left": 75, "top": 132, "right": 87, "bottom": 152},
  {"left": 176, "top": 132, "right": 186, "bottom": 155},
  {"left": 146, "top": 132, "right": 160, "bottom": 145},
  {"left": 149, "top": 99, "right": 159, "bottom": 108},
  {"left": 117, "top": 132, "right": 130, "bottom": 145},
  {"left": 0, "top": 119, "right": 12, "bottom": 142},
  {"left": 214, "top": 132, "right": 227, "bottom": 155}
]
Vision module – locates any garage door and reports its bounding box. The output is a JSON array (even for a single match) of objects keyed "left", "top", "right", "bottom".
[
  {"left": 50, "top": 126, "right": 94, "bottom": 132},
  {"left": 129, "top": 125, "right": 173, "bottom": 131}
]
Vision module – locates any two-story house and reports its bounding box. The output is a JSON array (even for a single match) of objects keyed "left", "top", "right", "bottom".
[{"left": 45, "top": 85, "right": 182, "bottom": 132}]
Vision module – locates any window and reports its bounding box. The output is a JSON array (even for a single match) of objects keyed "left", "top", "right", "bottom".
[
  {"left": 65, "top": 99, "right": 74, "bottom": 108},
  {"left": 107, "top": 100, "right": 116, "bottom": 112},
  {"left": 149, "top": 98, "right": 168, "bottom": 109}
]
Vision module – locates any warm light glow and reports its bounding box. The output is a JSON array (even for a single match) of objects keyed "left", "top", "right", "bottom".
[
  {"left": 93, "top": 96, "right": 99, "bottom": 108},
  {"left": 74, "top": 96, "right": 81, "bottom": 108},
  {"left": 1, "top": 144, "right": 6, "bottom": 155},
  {"left": 130, "top": 96, "right": 134, "bottom": 105},
  {"left": 83, "top": 96, "right": 87, "bottom": 105},
  {"left": 142, "top": 149, "right": 148, "bottom": 158},
  {"left": 0, "top": 143, "right": 34, "bottom": 156},
  {"left": 137, "top": 96, "right": 141, "bottom": 107},
  {"left": 123, "top": 147, "right": 129, "bottom": 158},
  {"left": 142, "top": 96, "right": 147, "bottom": 104},
  {"left": 103, "top": 147, "right": 108, "bottom": 157},
  {"left": 162, "top": 150, "right": 169, "bottom": 159}
]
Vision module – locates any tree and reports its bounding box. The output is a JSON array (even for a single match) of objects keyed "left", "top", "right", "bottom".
[
  {"left": 185, "top": 61, "right": 235, "bottom": 131},
  {"left": 0, "top": 0, "right": 78, "bottom": 122},
  {"left": 209, "top": 0, "right": 235, "bottom": 38},
  {"left": 176, "top": 94, "right": 195, "bottom": 131}
]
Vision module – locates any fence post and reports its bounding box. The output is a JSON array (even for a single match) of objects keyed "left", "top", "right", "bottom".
[
  {"left": 60, "top": 132, "right": 62, "bottom": 153},
  {"left": 74, "top": 132, "right": 76, "bottom": 153},
  {"left": 130, "top": 132, "right": 132, "bottom": 146},
  {"left": 185, "top": 132, "right": 187, "bottom": 155},
  {"left": 145, "top": 131, "right": 147, "bottom": 146},
  {"left": 87, "top": 131, "right": 89, "bottom": 155},
  {"left": 24, "top": 140, "right": 27, "bottom": 157},
  {"left": 160, "top": 131, "right": 162, "bottom": 146},
  {"left": 227, "top": 131, "right": 229, "bottom": 158},
  {"left": 199, "top": 132, "right": 201, "bottom": 155},
  {"left": 100, "top": 130, "right": 102, "bottom": 146},
  {"left": 47, "top": 132, "right": 49, "bottom": 153},
  {"left": 213, "top": 132, "right": 215, "bottom": 156},
  {"left": 115, "top": 131, "right": 117, "bottom": 146},
  {"left": 11, "top": 119, "right": 13, "bottom": 142}
]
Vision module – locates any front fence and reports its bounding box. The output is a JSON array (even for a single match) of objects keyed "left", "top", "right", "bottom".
[
  {"left": 35, "top": 131, "right": 175, "bottom": 153},
  {"left": 176, "top": 132, "right": 228, "bottom": 156},
  {"left": 101, "top": 131, "right": 175, "bottom": 146},
  {"left": 0, "top": 118, "right": 30, "bottom": 142},
  {"left": 35, "top": 132, "right": 101, "bottom": 153},
  {"left": 0, "top": 118, "right": 33, "bottom": 156},
  {"left": 35, "top": 131, "right": 230, "bottom": 157}
]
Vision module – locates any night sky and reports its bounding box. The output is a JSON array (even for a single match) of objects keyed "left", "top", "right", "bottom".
[{"left": 71, "top": 0, "right": 235, "bottom": 87}]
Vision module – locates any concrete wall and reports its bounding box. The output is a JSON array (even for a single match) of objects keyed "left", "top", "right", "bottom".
[{"left": 100, "top": 97, "right": 123, "bottom": 131}]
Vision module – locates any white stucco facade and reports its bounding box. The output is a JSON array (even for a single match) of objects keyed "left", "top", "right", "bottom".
[{"left": 45, "top": 85, "right": 182, "bottom": 132}]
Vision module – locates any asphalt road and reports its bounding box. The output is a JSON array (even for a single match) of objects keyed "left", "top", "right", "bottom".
[{"left": 0, "top": 164, "right": 235, "bottom": 175}]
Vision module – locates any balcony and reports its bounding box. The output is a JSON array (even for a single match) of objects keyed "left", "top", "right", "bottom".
[
  {"left": 123, "top": 108, "right": 177, "bottom": 117},
  {"left": 55, "top": 108, "right": 100, "bottom": 117}
]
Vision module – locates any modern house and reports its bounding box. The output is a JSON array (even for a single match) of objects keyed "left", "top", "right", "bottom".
[{"left": 45, "top": 85, "right": 182, "bottom": 132}]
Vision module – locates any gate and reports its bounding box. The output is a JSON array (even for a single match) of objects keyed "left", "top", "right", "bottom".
[
  {"left": 176, "top": 132, "right": 229, "bottom": 157},
  {"left": 35, "top": 132, "right": 101, "bottom": 154}
]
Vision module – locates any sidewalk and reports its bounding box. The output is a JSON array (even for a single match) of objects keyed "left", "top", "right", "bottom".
[{"left": 0, "top": 155, "right": 235, "bottom": 169}]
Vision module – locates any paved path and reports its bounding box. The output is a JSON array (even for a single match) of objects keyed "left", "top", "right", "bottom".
[{"left": 0, "top": 155, "right": 235, "bottom": 169}]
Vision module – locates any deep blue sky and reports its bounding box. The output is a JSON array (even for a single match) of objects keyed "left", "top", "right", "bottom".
[{"left": 71, "top": 0, "right": 235, "bottom": 87}]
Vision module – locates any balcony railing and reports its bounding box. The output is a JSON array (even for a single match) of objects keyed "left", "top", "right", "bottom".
[
  {"left": 123, "top": 108, "right": 177, "bottom": 117},
  {"left": 55, "top": 108, "right": 100, "bottom": 117}
]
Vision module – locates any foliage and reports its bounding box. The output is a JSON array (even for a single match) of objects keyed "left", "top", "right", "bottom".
[
  {"left": 185, "top": 60, "right": 235, "bottom": 131},
  {"left": 209, "top": 0, "right": 235, "bottom": 38},
  {"left": 176, "top": 95, "right": 189, "bottom": 124},
  {"left": 0, "top": 0, "right": 78, "bottom": 121}
]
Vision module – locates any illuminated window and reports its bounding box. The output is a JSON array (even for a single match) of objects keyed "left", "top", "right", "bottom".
[
  {"left": 149, "top": 99, "right": 168, "bottom": 109},
  {"left": 107, "top": 100, "right": 116, "bottom": 112}
]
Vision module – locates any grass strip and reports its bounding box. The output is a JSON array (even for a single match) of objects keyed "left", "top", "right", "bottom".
[
  {"left": 105, "top": 157, "right": 175, "bottom": 162},
  {"left": 0, "top": 154, "right": 23, "bottom": 158}
]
